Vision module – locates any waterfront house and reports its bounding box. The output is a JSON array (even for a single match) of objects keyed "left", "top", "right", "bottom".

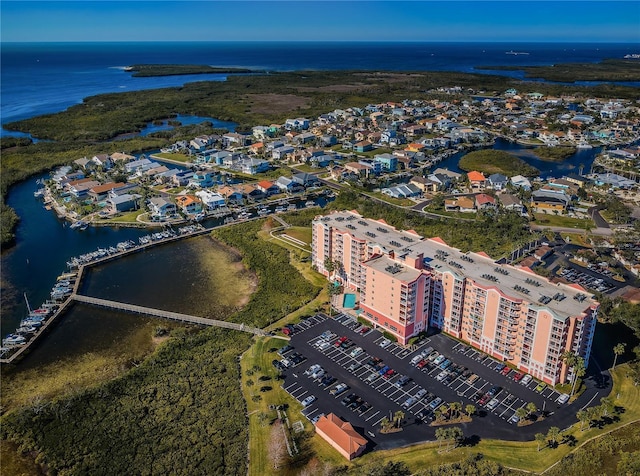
[
  {"left": 409, "top": 175, "right": 435, "bottom": 193},
  {"left": 275, "top": 176, "right": 298, "bottom": 193},
  {"left": 217, "top": 186, "right": 244, "bottom": 205},
  {"left": 249, "top": 142, "right": 264, "bottom": 155},
  {"left": 256, "top": 180, "right": 279, "bottom": 196},
  {"left": 467, "top": 171, "right": 487, "bottom": 191},
  {"left": 171, "top": 171, "right": 195, "bottom": 187},
  {"left": 222, "top": 132, "right": 250, "bottom": 148},
  {"left": 314, "top": 414, "right": 367, "bottom": 461},
  {"left": 292, "top": 172, "right": 319, "bottom": 188},
  {"left": 499, "top": 193, "right": 525, "bottom": 215},
  {"left": 510, "top": 175, "right": 532, "bottom": 191},
  {"left": 272, "top": 145, "right": 295, "bottom": 160},
  {"left": 195, "top": 190, "right": 226, "bottom": 210},
  {"left": 175, "top": 195, "right": 203, "bottom": 215},
  {"left": 111, "top": 152, "right": 136, "bottom": 163},
  {"left": 107, "top": 193, "right": 141, "bottom": 214},
  {"left": 68, "top": 180, "right": 101, "bottom": 199},
  {"left": 148, "top": 197, "right": 177, "bottom": 218},
  {"left": 188, "top": 171, "right": 217, "bottom": 189},
  {"left": 487, "top": 173, "right": 509, "bottom": 190},
  {"left": 91, "top": 154, "right": 113, "bottom": 170},
  {"left": 445, "top": 196, "right": 476, "bottom": 213},
  {"left": 73, "top": 157, "right": 94, "bottom": 171},
  {"left": 238, "top": 184, "right": 265, "bottom": 202},
  {"left": 88, "top": 182, "right": 126, "bottom": 202},
  {"left": 125, "top": 158, "right": 157, "bottom": 174}
]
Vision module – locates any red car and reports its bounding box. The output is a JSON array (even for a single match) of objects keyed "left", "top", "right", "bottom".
[
  {"left": 335, "top": 336, "right": 348, "bottom": 347},
  {"left": 359, "top": 326, "right": 370, "bottom": 335},
  {"left": 500, "top": 366, "right": 511, "bottom": 376},
  {"left": 478, "top": 394, "right": 490, "bottom": 405},
  {"left": 417, "top": 359, "right": 428, "bottom": 369},
  {"left": 513, "top": 372, "right": 524, "bottom": 382},
  {"left": 383, "top": 369, "right": 396, "bottom": 379}
]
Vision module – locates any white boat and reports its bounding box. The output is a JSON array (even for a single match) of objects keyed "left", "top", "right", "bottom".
[
  {"left": 3, "top": 334, "right": 27, "bottom": 346},
  {"left": 577, "top": 141, "right": 593, "bottom": 149},
  {"left": 70, "top": 220, "right": 87, "bottom": 230},
  {"left": 505, "top": 50, "right": 529, "bottom": 55},
  {"left": 305, "top": 200, "right": 316, "bottom": 207},
  {"left": 34, "top": 188, "right": 45, "bottom": 198}
]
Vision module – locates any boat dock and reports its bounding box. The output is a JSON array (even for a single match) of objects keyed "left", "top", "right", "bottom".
[{"left": 71, "top": 295, "right": 271, "bottom": 336}]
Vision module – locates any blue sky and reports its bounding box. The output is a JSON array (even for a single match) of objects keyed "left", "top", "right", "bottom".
[{"left": 2, "top": 1, "right": 639, "bottom": 43}]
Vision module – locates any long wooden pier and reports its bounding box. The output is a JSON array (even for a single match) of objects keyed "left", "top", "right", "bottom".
[{"left": 71, "top": 294, "right": 274, "bottom": 337}]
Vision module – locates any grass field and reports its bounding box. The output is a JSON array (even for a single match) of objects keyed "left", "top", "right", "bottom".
[
  {"left": 152, "top": 152, "right": 192, "bottom": 163},
  {"left": 534, "top": 213, "right": 593, "bottom": 229}
]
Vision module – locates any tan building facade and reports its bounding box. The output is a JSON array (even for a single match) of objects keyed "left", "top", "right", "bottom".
[{"left": 312, "top": 210, "right": 598, "bottom": 384}]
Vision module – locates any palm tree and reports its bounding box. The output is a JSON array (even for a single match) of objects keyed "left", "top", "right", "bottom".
[
  {"left": 465, "top": 404, "right": 476, "bottom": 418},
  {"left": 380, "top": 417, "right": 391, "bottom": 433},
  {"left": 435, "top": 427, "right": 448, "bottom": 449},
  {"left": 576, "top": 409, "right": 589, "bottom": 431},
  {"left": 535, "top": 432, "right": 547, "bottom": 452},
  {"left": 393, "top": 410, "right": 405, "bottom": 429},
  {"left": 600, "top": 397, "right": 614, "bottom": 417},
  {"left": 547, "top": 426, "right": 561, "bottom": 447},
  {"left": 526, "top": 402, "right": 538, "bottom": 417},
  {"left": 571, "top": 356, "right": 586, "bottom": 397},
  {"left": 449, "top": 402, "right": 462, "bottom": 420},
  {"left": 516, "top": 407, "right": 528, "bottom": 421},
  {"left": 449, "top": 427, "right": 464, "bottom": 449},
  {"left": 613, "top": 343, "right": 626, "bottom": 370}
]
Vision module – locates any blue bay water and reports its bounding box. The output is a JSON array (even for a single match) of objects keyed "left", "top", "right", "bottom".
[{"left": 2, "top": 41, "right": 639, "bottom": 127}]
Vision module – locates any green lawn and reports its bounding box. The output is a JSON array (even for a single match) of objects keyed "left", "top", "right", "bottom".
[
  {"left": 152, "top": 152, "right": 192, "bottom": 163},
  {"left": 534, "top": 213, "right": 593, "bottom": 229}
]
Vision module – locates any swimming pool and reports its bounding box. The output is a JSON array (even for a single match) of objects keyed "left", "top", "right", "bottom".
[{"left": 343, "top": 293, "right": 356, "bottom": 309}]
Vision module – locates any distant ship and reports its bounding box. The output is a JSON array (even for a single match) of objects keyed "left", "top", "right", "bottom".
[
  {"left": 623, "top": 54, "right": 640, "bottom": 59},
  {"left": 505, "top": 50, "right": 530, "bottom": 55}
]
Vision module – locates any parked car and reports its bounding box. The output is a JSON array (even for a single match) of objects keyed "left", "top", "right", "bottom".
[
  {"left": 535, "top": 382, "right": 547, "bottom": 393},
  {"left": 350, "top": 346, "right": 364, "bottom": 357},
  {"left": 417, "top": 359, "right": 428, "bottom": 369},
  {"left": 301, "top": 395, "right": 316, "bottom": 407},
  {"left": 378, "top": 365, "right": 390, "bottom": 375},
  {"left": 359, "top": 326, "right": 371, "bottom": 335},
  {"left": 331, "top": 383, "right": 349, "bottom": 396},
  {"left": 347, "top": 362, "right": 361, "bottom": 372},
  {"left": 556, "top": 393, "right": 570, "bottom": 404},
  {"left": 341, "top": 393, "right": 357, "bottom": 406},
  {"left": 335, "top": 336, "right": 348, "bottom": 347},
  {"left": 436, "top": 370, "right": 449, "bottom": 381},
  {"left": 311, "top": 413, "right": 325, "bottom": 424},
  {"left": 429, "top": 397, "right": 443, "bottom": 410},
  {"left": 311, "top": 368, "right": 325, "bottom": 379},
  {"left": 358, "top": 402, "right": 372, "bottom": 413},
  {"left": 366, "top": 372, "right": 379, "bottom": 383},
  {"left": 521, "top": 374, "right": 533, "bottom": 385},
  {"left": 508, "top": 414, "right": 520, "bottom": 424},
  {"left": 379, "top": 338, "right": 391, "bottom": 348},
  {"left": 304, "top": 364, "right": 320, "bottom": 375},
  {"left": 402, "top": 397, "right": 418, "bottom": 409},
  {"left": 486, "top": 398, "right": 500, "bottom": 410},
  {"left": 411, "top": 354, "right": 424, "bottom": 365},
  {"left": 383, "top": 369, "right": 395, "bottom": 379},
  {"left": 433, "top": 354, "right": 446, "bottom": 365},
  {"left": 416, "top": 388, "right": 428, "bottom": 399},
  {"left": 277, "top": 345, "right": 294, "bottom": 355},
  {"left": 500, "top": 366, "right": 512, "bottom": 376},
  {"left": 395, "top": 375, "right": 411, "bottom": 387},
  {"left": 317, "top": 341, "right": 330, "bottom": 351},
  {"left": 513, "top": 372, "right": 524, "bottom": 382}
]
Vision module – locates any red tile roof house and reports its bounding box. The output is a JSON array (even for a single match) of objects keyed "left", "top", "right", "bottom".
[
  {"left": 314, "top": 413, "right": 367, "bottom": 460},
  {"left": 467, "top": 171, "right": 486, "bottom": 191},
  {"left": 475, "top": 193, "right": 497, "bottom": 210}
]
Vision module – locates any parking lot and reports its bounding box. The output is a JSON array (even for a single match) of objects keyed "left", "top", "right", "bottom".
[
  {"left": 557, "top": 266, "right": 616, "bottom": 294},
  {"left": 277, "top": 313, "right": 609, "bottom": 449}
]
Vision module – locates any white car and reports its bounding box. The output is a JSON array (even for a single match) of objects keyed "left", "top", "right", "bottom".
[
  {"left": 301, "top": 395, "right": 316, "bottom": 407},
  {"left": 556, "top": 393, "right": 570, "bottom": 404},
  {"left": 379, "top": 338, "right": 391, "bottom": 348},
  {"left": 410, "top": 354, "right": 424, "bottom": 365},
  {"left": 304, "top": 364, "right": 320, "bottom": 376},
  {"left": 317, "top": 341, "right": 330, "bottom": 351},
  {"left": 521, "top": 374, "right": 533, "bottom": 385},
  {"left": 312, "top": 368, "right": 325, "bottom": 379},
  {"left": 486, "top": 398, "right": 500, "bottom": 410},
  {"left": 350, "top": 346, "right": 364, "bottom": 357}
]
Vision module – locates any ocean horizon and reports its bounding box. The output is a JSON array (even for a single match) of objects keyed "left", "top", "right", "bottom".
[{"left": 2, "top": 41, "right": 639, "bottom": 129}]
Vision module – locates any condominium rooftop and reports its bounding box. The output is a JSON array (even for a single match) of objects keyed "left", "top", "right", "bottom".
[{"left": 315, "top": 210, "right": 595, "bottom": 319}]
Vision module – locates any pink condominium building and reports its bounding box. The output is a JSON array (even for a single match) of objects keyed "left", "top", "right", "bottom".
[{"left": 312, "top": 211, "right": 598, "bottom": 385}]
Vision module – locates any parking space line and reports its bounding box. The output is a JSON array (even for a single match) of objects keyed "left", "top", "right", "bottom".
[{"left": 365, "top": 410, "right": 380, "bottom": 422}]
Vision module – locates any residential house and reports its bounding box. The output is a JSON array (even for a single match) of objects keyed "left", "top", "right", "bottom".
[
  {"left": 175, "top": 195, "right": 203, "bottom": 215},
  {"left": 111, "top": 152, "right": 135, "bottom": 163},
  {"left": 499, "top": 193, "right": 525, "bottom": 215},
  {"left": 91, "top": 153, "right": 113, "bottom": 170},
  {"left": 272, "top": 145, "right": 295, "bottom": 160},
  {"left": 344, "top": 162, "right": 374, "bottom": 178},
  {"left": 487, "top": 173, "right": 509, "bottom": 191},
  {"left": 531, "top": 189, "right": 571, "bottom": 212},
  {"left": 475, "top": 193, "right": 497, "bottom": 210},
  {"left": 314, "top": 414, "right": 367, "bottom": 461},
  {"left": 73, "top": 157, "right": 94, "bottom": 171},
  {"left": 292, "top": 172, "right": 319, "bottom": 188},
  {"left": 107, "top": 193, "right": 141, "bottom": 214},
  {"left": 148, "top": 197, "right": 177, "bottom": 218},
  {"left": 238, "top": 184, "right": 265, "bottom": 202},
  {"left": 426, "top": 173, "right": 453, "bottom": 191},
  {"left": 285, "top": 118, "right": 309, "bottom": 130},
  {"left": 195, "top": 190, "right": 226, "bottom": 210},
  {"left": 409, "top": 176, "right": 437, "bottom": 193},
  {"left": 467, "top": 171, "right": 487, "bottom": 191},
  {"left": 171, "top": 171, "right": 195, "bottom": 187},
  {"left": 373, "top": 153, "right": 398, "bottom": 172},
  {"left": 256, "top": 180, "right": 280, "bottom": 196},
  {"left": 188, "top": 171, "right": 217, "bottom": 189},
  {"left": 217, "top": 186, "right": 244, "bottom": 205},
  {"left": 275, "top": 176, "right": 299, "bottom": 193},
  {"left": 88, "top": 182, "right": 126, "bottom": 202},
  {"left": 353, "top": 140, "right": 373, "bottom": 153},
  {"left": 68, "top": 180, "right": 100, "bottom": 198},
  {"left": 445, "top": 197, "right": 476, "bottom": 213},
  {"left": 125, "top": 158, "right": 157, "bottom": 174},
  {"left": 510, "top": 175, "right": 532, "bottom": 191},
  {"left": 382, "top": 183, "right": 421, "bottom": 199},
  {"left": 241, "top": 158, "right": 270, "bottom": 175},
  {"left": 222, "top": 132, "right": 250, "bottom": 148}
]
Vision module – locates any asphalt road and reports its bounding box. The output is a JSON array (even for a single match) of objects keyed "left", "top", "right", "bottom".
[{"left": 277, "top": 313, "right": 611, "bottom": 450}]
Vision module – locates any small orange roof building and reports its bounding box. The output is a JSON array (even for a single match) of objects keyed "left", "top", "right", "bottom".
[
  {"left": 314, "top": 413, "right": 367, "bottom": 460},
  {"left": 467, "top": 171, "right": 486, "bottom": 183}
]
